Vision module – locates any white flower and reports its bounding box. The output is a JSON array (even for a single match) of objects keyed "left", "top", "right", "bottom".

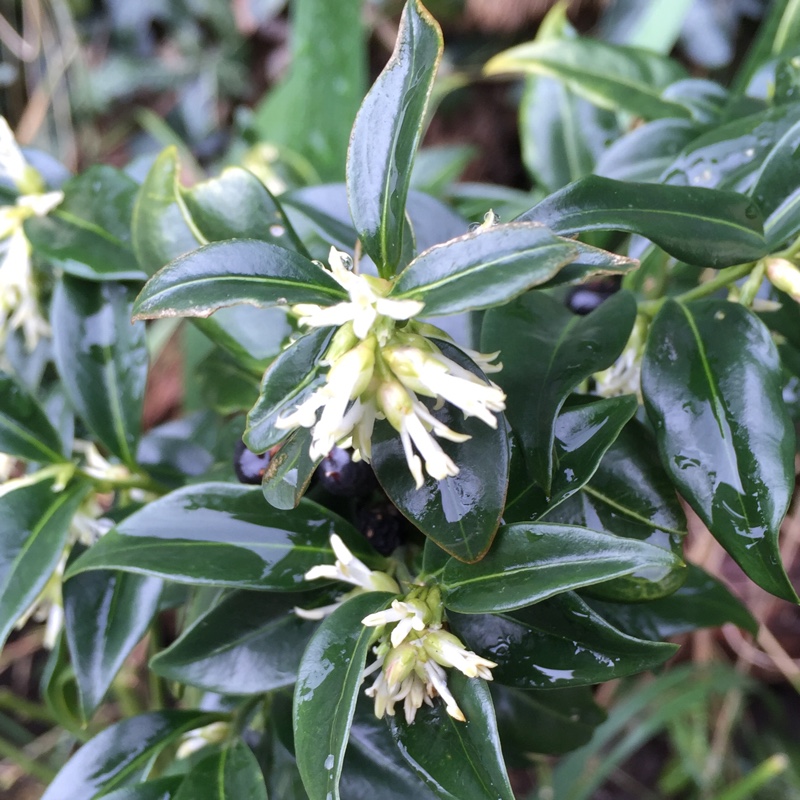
[
  {"left": 423, "top": 628, "right": 496, "bottom": 679},
  {"left": 0, "top": 117, "right": 38, "bottom": 193},
  {"left": 176, "top": 722, "right": 231, "bottom": 760},
  {"left": 362, "top": 598, "right": 429, "bottom": 647},
  {"left": 594, "top": 315, "right": 648, "bottom": 400},
  {"left": 766, "top": 257, "right": 800, "bottom": 302},
  {"left": 294, "top": 533, "right": 400, "bottom": 620},
  {"left": 294, "top": 247, "right": 424, "bottom": 341}
]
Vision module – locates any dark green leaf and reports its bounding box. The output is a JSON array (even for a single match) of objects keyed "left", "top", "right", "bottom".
[
  {"left": 245, "top": 329, "right": 332, "bottom": 453},
  {"left": 387, "top": 672, "right": 514, "bottom": 800},
  {"left": 545, "top": 419, "right": 688, "bottom": 602},
  {"left": 642, "top": 299, "right": 798, "bottom": 602},
  {"left": 41, "top": 711, "right": 222, "bottom": 800},
  {"left": 294, "top": 592, "right": 395, "bottom": 800},
  {"left": 662, "top": 103, "right": 800, "bottom": 192},
  {"left": 0, "top": 476, "right": 88, "bottom": 649},
  {"left": 52, "top": 278, "right": 147, "bottom": 468},
  {"left": 661, "top": 79, "right": 729, "bottom": 124},
  {"left": 40, "top": 631, "right": 82, "bottom": 735},
  {"left": 371, "top": 340, "right": 510, "bottom": 563},
  {"left": 63, "top": 568, "right": 163, "bottom": 719},
  {"left": 521, "top": 76, "right": 619, "bottom": 192},
  {"left": 517, "top": 176, "right": 767, "bottom": 268},
  {"left": 99, "top": 777, "right": 184, "bottom": 800},
  {"left": 133, "top": 240, "right": 345, "bottom": 321},
  {"left": 535, "top": 241, "right": 639, "bottom": 289},
  {"left": 505, "top": 395, "right": 638, "bottom": 522},
  {"left": 347, "top": 0, "right": 442, "bottom": 275},
  {"left": 481, "top": 291, "right": 636, "bottom": 494},
  {"left": 449, "top": 592, "right": 676, "bottom": 690},
  {"left": 150, "top": 590, "right": 317, "bottom": 693},
  {"left": 0, "top": 372, "right": 67, "bottom": 462},
  {"left": 595, "top": 119, "right": 700, "bottom": 183},
  {"left": 485, "top": 38, "right": 689, "bottom": 120},
  {"left": 441, "top": 522, "right": 683, "bottom": 614},
  {"left": 66, "top": 483, "right": 381, "bottom": 590},
  {"left": 173, "top": 742, "right": 267, "bottom": 800},
  {"left": 261, "top": 427, "right": 321, "bottom": 511},
  {"left": 341, "top": 699, "right": 440, "bottom": 799},
  {"left": 751, "top": 117, "right": 800, "bottom": 247},
  {"left": 254, "top": 0, "right": 365, "bottom": 182},
  {"left": 389, "top": 223, "right": 577, "bottom": 315},
  {"left": 586, "top": 563, "right": 758, "bottom": 640},
  {"left": 24, "top": 165, "right": 145, "bottom": 281},
  {"left": 197, "top": 350, "right": 261, "bottom": 415},
  {"left": 492, "top": 685, "right": 605, "bottom": 759}
]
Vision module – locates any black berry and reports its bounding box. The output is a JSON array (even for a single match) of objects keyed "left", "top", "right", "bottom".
[
  {"left": 316, "top": 447, "right": 376, "bottom": 497},
  {"left": 566, "top": 278, "right": 620, "bottom": 315},
  {"left": 356, "top": 501, "right": 407, "bottom": 556},
  {"left": 233, "top": 439, "right": 270, "bottom": 484}
]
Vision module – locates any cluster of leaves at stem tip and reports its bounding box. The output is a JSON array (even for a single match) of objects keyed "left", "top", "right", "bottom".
[{"left": 2, "top": 0, "right": 800, "bottom": 798}]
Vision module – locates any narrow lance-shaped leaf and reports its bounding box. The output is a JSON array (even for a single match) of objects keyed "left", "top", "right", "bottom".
[
  {"left": 389, "top": 223, "right": 577, "bottom": 315},
  {"left": 485, "top": 38, "right": 690, "bottom": 120},
  {"left": 172, "top": 742, "right": 268, "bottom": 800},
  {"left": 642, "top": 299, "right": 798, "bottom": 602},
  {"left": 0, "top": 475, "right": 89, "bottom": 649},
  {"left": 42, "top": 711, "right": 223, "bottom": 800},
  {"left": 52, "top": 278, "right": 148, "bottom": 469},
  {"left": 387, "top": 672, "right": 515, "bottom": 800},
  {"left": 481, "top": 291, "right": 636, "bottom": 495},
  {"left": 294, "top": 591, "right": 396, "bottom": 800},
  {"left": 441, "top": 522, "right": 683, "bottom": 614},
  {"left": 0, "top": 372, "right": 68, "bottom": 462},
  {"left": 66, "top": 483, "right": 382, "bottom": 590},
  {"left": 517, "top": 176, "right": 767, "bottom": 268},
  {"left": 100, "top": 777, "right": 184, "bottom": 800},
  {"left": 347, "top": 0, "right": 443, "bottom": 276},
  {"left": 132, "top": 240, "right": 346, "bottom": 321}
]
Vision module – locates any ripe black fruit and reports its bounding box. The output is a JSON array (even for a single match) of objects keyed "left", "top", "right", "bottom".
[
  {"left": 357, "top": 502, "right": 406, "bottom": 556},
  {"left": 317, "top": 446, "right": 376, "bottom": 497},
  {"left": 566, "top": 277, "right": 620, "bottom": 315},
  {"left": 233, "top": 439, "right": 270, "bottom": 484}
]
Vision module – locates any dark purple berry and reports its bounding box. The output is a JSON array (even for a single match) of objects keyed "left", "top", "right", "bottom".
[
  {"left": 233, "top": 439, "right": 270, "bottom": 484},
  {"left": 566, "top": 278, "right": 620, "bottom": 315},
  {"left": 356, "top": 502, "right": 407, "bottom": 556},
  {"left": 317, "top": 447, "right": 376, "bottom": 497}
]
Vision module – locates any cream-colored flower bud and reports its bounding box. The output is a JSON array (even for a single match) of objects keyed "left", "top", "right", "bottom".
[
  {"left": 766, "top": 257, "right": 800, "bottom": 302},
  {"left": 384, "top": 642, "right": 418, "bottom": 686}
]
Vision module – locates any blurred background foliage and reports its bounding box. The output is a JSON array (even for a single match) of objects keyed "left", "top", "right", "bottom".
[{"left": 2, "top": 0, "right": 800, "bottom": 798}]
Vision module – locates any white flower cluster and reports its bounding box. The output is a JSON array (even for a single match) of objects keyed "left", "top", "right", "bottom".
[
  {"left": 276, "top": 248, "right": 506, "bottom": 488},
  {"left": 0, "top": 117, "right": 61, "bottom": 350},
  {"left": 297, "top": 535, "right": 496, "bottom": 724},
  {"left": 594, "top": 314, "right": 648, "bottom": 401}
]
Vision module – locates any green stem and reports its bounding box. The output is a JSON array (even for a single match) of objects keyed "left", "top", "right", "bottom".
[
  {"left": 75, "top": 469, "right": 167, "bottom": 495},
  {"left": 714, "top": 754, "right": 788, "bottom": 800},
  {"left": 638, "top": 261, "right": 756, "bottom": 317},
  {"left": 0, "top": 690, "right": 57, "bottom": 726},
  {"left": 0, "top": 735, "right": 58, "bottom": 784}
]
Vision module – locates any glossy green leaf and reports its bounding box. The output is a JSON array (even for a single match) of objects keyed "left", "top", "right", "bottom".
[
  {"left": 371, "top": 340, "right": 510, "bottom": 563},
  {"left": 661, "top": 78, "right": 729, "bottom": 124},
  {"left": 197, "top": 350, "right": 261, "bottom": 415},
  {"left": 173, "top": 742, "right": 267, "bottom": 800},
  {"left": 24, "top": 165, "right": 145, "bottom": 281},
  {"left": 245, "top": 329, "right": 332, "bottom": 453},
  {"left": 261, "top": 427, "right": 321, "bottom": 511},
  {"left": 66, "top": 483, "right": 380, "bottom": 589},
  {"left": 481, "top": 291, "right": 636, "bottom": 494},
  {"left": 662, "top": 103, "right": 800, "bottom": 192},
  {"left": 485, "top": 38, "right": 689, "bottom": 120},
  {"left": 586, "top": 563, "right": 758, "bottom": 641},
  {"left": 521, "top": 75, "right": 618, "bottom": 192},
  {"left": 52, "top": 278, "right": 148, "bottom": 468},
  {"left": 517, "top": 176, "right": 767, "bottom": 268},
  {"left": 387, "top": 672, "right": 514, "bottom": 800},
  {"left": 595, "top": 119, "right": 700, "bottom": 183},
  {"left": 347, "top": 0, "right": 442, "bottom": 276},
  {"left": 642, "top": 299, "right": 798, "bottom": 602},
  {"left": 132, "top": 240, "right": 345, "bottom": 321},
  {"left": 254, "top": 0, "right": 365, "bottom": 182},
  {"left": 41, "top": 711, "right": 222, "bottom": 800},
  {"left": 545, "top": 419, "right": 687, "bottom": 602},
  {"left": 100, "top": 777, "right": 184, "bottom": 800},
  {"left": 150, "top": 590, "right": 317, "bottom": 693},
  {"left": 389, "top": 223, "right": 577, "bottom": 315},
  {"left": 536, "top": 241, "right": 639, "bottom": 289},
  {"left": 0, "top": 475, "right": 88, "bottom": 649},
  {"left": 505, "top": 395, "right": 638, "bottom": 522},
  {"left": 441, "top": 522, "right": 683, "bottom": 614},
  {"left": 294, "top": 592, "right": 395, "bottom": 800},
  {"left": 449, "top": 592, "right": 676, "bottom": 690},
  {"left": 0, "top": 372, "right": 67, "bottom": 462},
  {"left": 492, "top": 685, "right": 605, "bottom": 759},
  {"left": 40, "top": 631, "right": 82, "bottom": 735},
  {"left": 751, "top": 117, "right": 800, "bottom": 247},
  {"left": 63, "top": 568, "right": 163, "bottom": 718}
]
